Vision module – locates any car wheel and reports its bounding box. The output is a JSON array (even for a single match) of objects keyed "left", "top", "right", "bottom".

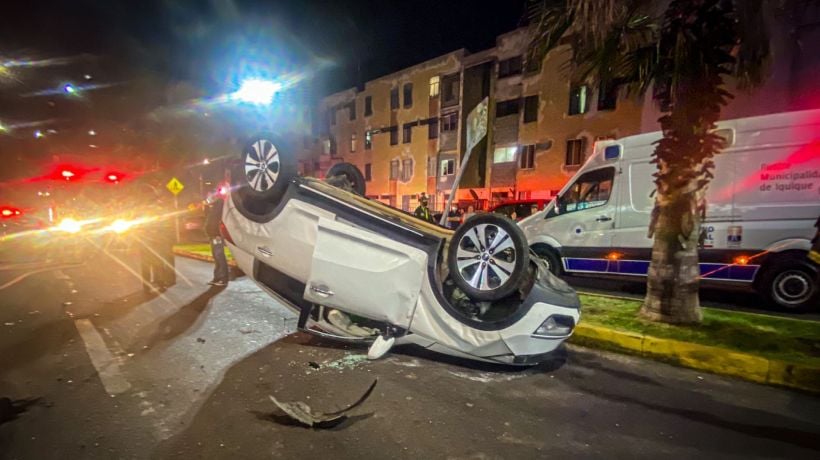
[
  {"left": 239, "top": 134, "right": 296, "bottom": 203},
  {"left": 760, "top": 260, "right": 818, "bottom": 311},
  {"left": 326, "top": 162, "right": 366, "bottom": 196},
  {"left": 531, "top": 244, "right": 562, "bottom": 275},
  {"left": 447, "top": 213, "right": 529, "bottom": 301}
]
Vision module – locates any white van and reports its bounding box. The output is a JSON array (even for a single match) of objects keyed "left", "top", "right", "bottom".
[{"left": 520, "top": 109, "right": 820, "bottom": 311}]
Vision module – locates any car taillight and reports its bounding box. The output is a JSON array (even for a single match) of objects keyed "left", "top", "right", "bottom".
[{"left": 219, "top": 221, "right": 234, "bottom": 244}]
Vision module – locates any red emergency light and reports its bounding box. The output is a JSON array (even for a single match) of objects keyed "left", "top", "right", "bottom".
[{"left": 0, "top": 206, "right": 22, "bottom": 218}]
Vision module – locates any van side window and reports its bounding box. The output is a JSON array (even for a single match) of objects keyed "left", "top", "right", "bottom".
[{"left": 558, "top": 167, "right": 615, "bottom": 214}]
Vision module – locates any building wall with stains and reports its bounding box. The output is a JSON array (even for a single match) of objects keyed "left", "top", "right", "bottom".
[
  {"left": 317, "top": 51, "right": 464, "bottom": 210},
  {"left": 516, "top": 44, "right": 644, "bottom": 199}
]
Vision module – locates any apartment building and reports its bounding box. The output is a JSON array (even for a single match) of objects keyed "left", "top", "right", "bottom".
[{"left": 308, "top": 27, "right": 643, "bottom": 211}]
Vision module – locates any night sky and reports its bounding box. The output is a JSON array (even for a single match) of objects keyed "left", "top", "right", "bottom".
[
  {"left": 0, "top": 0, "right": 526, "bottom": 183},
  {"left": 1, "top": 0, "right": 527, "bottom": 98}
]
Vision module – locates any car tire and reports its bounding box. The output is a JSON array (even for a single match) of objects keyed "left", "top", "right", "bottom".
[
  {"left": 238, "top": 133, "right": 296, "bottom": 203},
  {"left": 531, "top": 244, "right": 562, "bottom": 275},
  {"left": 448, "top": 213, "right": 529, "bottom": 302},
  {"left": 758, "top": 258, "right": 818, "bottom": 312},
  {"left": 326, "top": 162, "right": 366, "bottom": 196}
]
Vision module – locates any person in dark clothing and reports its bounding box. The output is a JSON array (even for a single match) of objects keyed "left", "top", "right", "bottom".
[
  {"left": 414, "top": 194, "right": 434, "bottom": 223},
  {"left": 205, "top": 195, "right": 229, "bottom": 287}
]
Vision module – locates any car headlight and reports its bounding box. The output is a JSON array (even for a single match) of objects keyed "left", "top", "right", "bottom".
[
  {"left": 56, "top": 218, "right": 83, "bottom": 234},
  {"left": 533, "top": 314, "right": 575, "bottom": 337}
]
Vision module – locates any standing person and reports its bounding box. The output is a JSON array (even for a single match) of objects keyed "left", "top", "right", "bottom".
[
  {"left": 446, "top": 203, "right": 463, "bottom": 229},
  {"left": 413, "top": 194, "right": 434, "bottom": 223},
  {"left": 463, "top": 204, "right": 476, "bottom": 221},
  {"left": 205, "top": 193, "right": 228, "bottom": 287}
]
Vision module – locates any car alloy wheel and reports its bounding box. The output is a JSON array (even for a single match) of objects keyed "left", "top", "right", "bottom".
[
  {"left": 244, "top": 138, "right": 280, "bottom": 193},
  {"left": 456, "top": 223, "right": 517, "bottom": 291}
]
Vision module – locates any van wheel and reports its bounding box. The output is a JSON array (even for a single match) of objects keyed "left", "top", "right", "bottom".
[
  {"left": 759, "top": 259, "right": 818, "bottom": 311},
  {"left": 531, "top": 245, "right": 562, "bottom": 275},
  {"left": 448, "top": 214, "right": 529, "bottom": 301}
]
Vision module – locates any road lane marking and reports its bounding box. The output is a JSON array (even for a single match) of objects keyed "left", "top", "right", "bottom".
[
  {"left": 0, "top": 263, "right": 82, "bottom": 291},
  {"left": 74, "top": 319, "right": 132, "bottom": 395}
]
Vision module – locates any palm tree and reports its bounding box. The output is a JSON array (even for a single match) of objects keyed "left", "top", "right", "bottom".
[{"left": 527, "top": 0, "right": 771, "bottom": 323}]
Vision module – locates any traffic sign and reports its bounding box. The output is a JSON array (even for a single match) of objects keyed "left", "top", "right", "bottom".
[{"left": 166, "top": 177, "right": 185, "bottom": 195}]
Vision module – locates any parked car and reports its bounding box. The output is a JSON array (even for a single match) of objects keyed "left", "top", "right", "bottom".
[
  {"left": 489, "top": 199, "right": 550, "bottom": 221},
  {"left": 221, "top": 134, "right": 581, "bottom": 365},
  {"left": 520, "top": 109, "right": 820, "bottom": 311}
]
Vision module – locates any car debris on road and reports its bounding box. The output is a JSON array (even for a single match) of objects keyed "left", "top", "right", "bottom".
[{"left": 268, "top": 379, "right": 378, "bottom": 429}]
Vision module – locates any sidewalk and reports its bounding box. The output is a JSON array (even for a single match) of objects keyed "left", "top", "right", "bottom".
[{"left": 173, "top": 246, "right": 820, "bottom": 393}]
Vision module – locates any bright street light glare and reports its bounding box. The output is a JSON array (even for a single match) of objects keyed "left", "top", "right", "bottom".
[
  {"left": 56, "top": 218, "right": 82, "bottom": 234},
  {"left": 63, "top": 84, "right": 76, "bottom": 94},
  {"left": 232, "top": 79, "right": 281, "bottom": 105}
]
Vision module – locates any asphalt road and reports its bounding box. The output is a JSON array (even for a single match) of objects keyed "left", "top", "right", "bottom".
[{"left": 1, "top": 246, "right": 819, "bottom": 459}]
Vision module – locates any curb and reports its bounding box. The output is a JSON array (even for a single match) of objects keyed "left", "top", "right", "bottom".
[
  {"left": 173, "top": 248, "right": 238, "bottom": 268},
  {"left": 571, "top": 323, "right": 820, "bottom": 394}
]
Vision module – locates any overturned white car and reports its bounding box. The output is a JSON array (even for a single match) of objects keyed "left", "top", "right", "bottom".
[{"left": 221, "top": 134, "right": 580, "bottom": 365}]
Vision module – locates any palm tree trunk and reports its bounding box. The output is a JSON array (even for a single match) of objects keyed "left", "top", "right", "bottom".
[{"left": 639, "top": 190, "right": 703, "bottom": 323}]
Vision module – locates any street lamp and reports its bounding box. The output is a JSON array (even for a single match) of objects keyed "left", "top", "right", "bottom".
[{"left": 231, "top": 78, "right": 281, "bottom": 105}]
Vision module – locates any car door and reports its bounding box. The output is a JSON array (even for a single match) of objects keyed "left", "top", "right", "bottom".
[
  {"left": 302, "top": 217, "right": 428, "bottom": 328},
  {"left": 548, "top": 166, "right": 618, "bottom": 272}
]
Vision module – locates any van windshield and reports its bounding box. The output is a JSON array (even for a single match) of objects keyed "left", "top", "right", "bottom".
[{"left": 558, "top": 167, "right": 615, "bottom": 213}]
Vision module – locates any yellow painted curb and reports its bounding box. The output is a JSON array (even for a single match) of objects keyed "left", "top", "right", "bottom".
[{"left": 572, "top": 323, "right": 819, "bottom": 393}]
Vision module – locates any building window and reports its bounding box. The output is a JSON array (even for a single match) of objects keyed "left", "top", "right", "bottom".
[
  {"left": 389, "top": 126, "right": 399, "bottom": 145},
  {"left": 403, "top": 123, "right": 412, "bottom": 143},
  {"left": 520, "top": 144, "right": 535, "bottom": 169},
  {"left": 428, "top": 119, "right": 439, "bottom": 139},
  {"left": 389, "top": 159, "right": 400, "bottom": 180},
  {"left": 403, "top": 83, "right": 413, "bottom": 108},
  {"left": 390, "top": 87, "right": 399, "bottom": 110},
  {"left": 350, "top": 133, "right": 356, "bottom": 152},
  {"left": 365, "top": 163, "right": 372, "bottom": 181},
  {"left": 348, "top": 101, "right": 356, "bottom": 120},
  {"left": 322, "top": 139, "right": 331, "bottom": 155},
  {"left": 498, "top": 56, "right": 523, "bottom": 78},
  {"left": 440, "top": 158, "right": 455, "bottom": 176},
  {"left": 364, "top": 96, "right": 373, "bottom": 116},
  {"left": 597, "top": 81, "right": 619, "bottom": 111},
  {"left": 328, "top": 136, "right": 337, "bottom": 156},
  {"left": 493, "top": 145, "right": 517, "bottom": 164},
  {"left": 365, "top": 130, "right": 372, "bottom": 150},
  {"left": 496, "top": 99, "right": 520, "bottom": 118},
  {"left": 441, "top": 112, "right": 458, "bottom": 132},
  {"left": 523, "top": 95, "right": 538, "bottom": 123},
  {"left": 569, "top": 85, "right": 589, "bottom": 115},
  {"left": 442, "top": 73, "right": 460, "bottom": 106},
  {"left": 565, "top": 138, "right": 587, "bottom": 166},
  {"left": 429, "top": 76, "right": 440, "bottom": 97},
  {"left": 428, "top": 157, "right": 437, "bottom": 177},
  {"left": 401, "top": 158, "right": 413, "bottom": 182}
]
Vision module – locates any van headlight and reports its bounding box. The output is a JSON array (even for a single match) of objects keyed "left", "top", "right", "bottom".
[{"left": 533, "top": 315, "right": 575, "bottom": 337}]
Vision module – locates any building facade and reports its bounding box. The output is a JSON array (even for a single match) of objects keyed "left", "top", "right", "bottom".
[{"left": 306, "top": 28, "right": 637, "bottom": 211}]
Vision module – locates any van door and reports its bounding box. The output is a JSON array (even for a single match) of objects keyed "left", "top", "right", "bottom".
[
  {"left": 548, "top": 166, "right": 618, "bottom": 272},
  {"left": 302, "top": 217, "right": 428, "bottom": 328}
]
